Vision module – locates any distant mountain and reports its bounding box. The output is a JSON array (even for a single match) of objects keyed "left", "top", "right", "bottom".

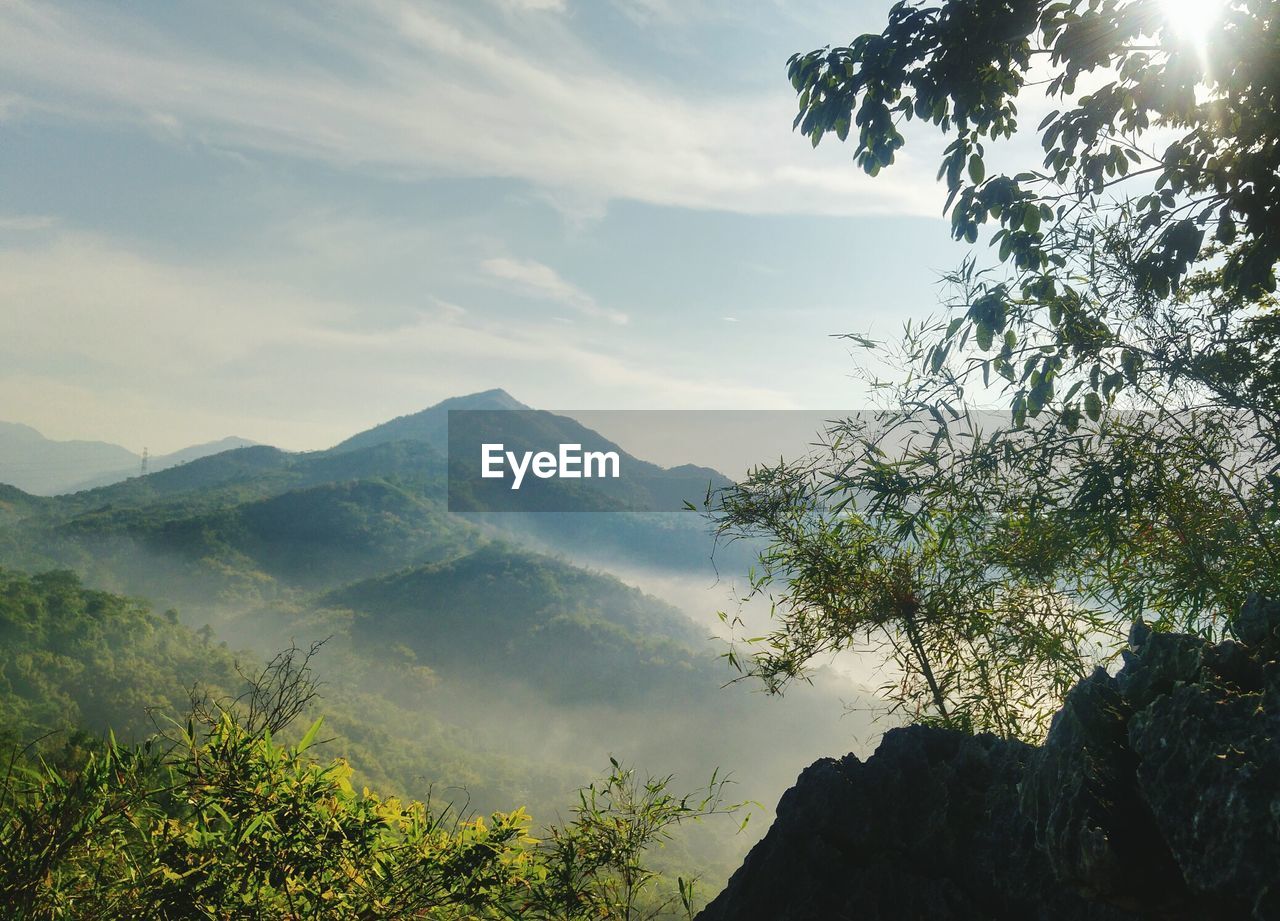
[
  {"left": 66, "top": 437, "right": 261, "bottom": 493},
  {"left": 327, "top": 387, "right": 729, "bottom": 513},
  {"left": 54, "top": 476, "right": 478, "bottom": 593},
  {"left": 0, "top": 483, "right": 47, "bottom": 527},
  {"left": 41, "top": 441, "right": 447, "bottom": 529},
  {"left": 444, "top": 406, "right": 730, "bottom": 513},
  {"left": 0, "top": 391, "right": 855, "bottom": 854},
  {"left": 0, "top": 390, "right": 740, "bottom": 585},
  {"left": 0, "top": 422, "right": 140, "bottom": 496},
  {"left": 0, "top": 422, "right": 256, "bottom": 496},
  {"left": 154, "top": 437, "right": 260, "bottom": 469},
  {"left": 331, "top": 388, "right": 528, "bottom": 454}
]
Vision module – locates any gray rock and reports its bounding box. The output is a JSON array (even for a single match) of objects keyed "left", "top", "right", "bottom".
[
  {"left": 702, "top": 600, "right": 1280, "bottom": 920},
  {"left": 1233, "top": 594, "right": 1280, "bottom": 652},
  {"left": 697, "top": 725, "right": 1139, "bottom": 921},
  {"left": 1020, "top": 667, "right": 1192, "bottom": 915},
  {"left": 1024, "top": 603, "right": 1280, "bottom": 919}
]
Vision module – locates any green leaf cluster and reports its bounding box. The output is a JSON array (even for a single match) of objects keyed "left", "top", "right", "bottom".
[
  {"left": 722, "top": 0, "right": 1280, "bottom": 739},
  {"left": 0, "top": 646, "right": 743, "bottom": 920}
]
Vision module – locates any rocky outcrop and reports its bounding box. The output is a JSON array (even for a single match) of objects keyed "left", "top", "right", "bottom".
[
  {"left": 1022, "top": 599, "right": 1280, "bottom": 919},
  {"left": 700, "top": 597, "right": 1280, "bottom": 921},
  {"left": 697, "top": 726, "right": 1137, "bottom": 921}
]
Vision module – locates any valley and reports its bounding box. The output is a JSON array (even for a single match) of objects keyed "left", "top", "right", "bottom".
[{"left": 0, "top": 390, "right": 873, "bottom": 889}]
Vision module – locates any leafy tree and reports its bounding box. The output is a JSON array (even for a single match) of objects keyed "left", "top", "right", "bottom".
[
  {"left": 0, "top": 645, "right": 744, "bottom": 920},
  {"left": 716, "top": 0, "right": 1280, "bottom": 737},
  {"left": 790, "top": 0, "right": 1278, "bottom": 298},
  {"left": 0, "top": 568, "right": 243, "bottom": 739}
]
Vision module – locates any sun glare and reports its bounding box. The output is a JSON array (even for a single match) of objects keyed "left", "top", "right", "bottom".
[{"left": 1161, "top": 0, "right": 1222, "bottom": 38}]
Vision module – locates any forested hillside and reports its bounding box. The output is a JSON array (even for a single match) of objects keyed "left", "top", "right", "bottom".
[
  {"left": 0, "top": 569, "right": 746, "bottom": 918},
  {"left": 0, "top": 567, "right": 239, "bottom": 740},
  {"left": 0, "top": 395, "right": 856, "bottom": 905}
]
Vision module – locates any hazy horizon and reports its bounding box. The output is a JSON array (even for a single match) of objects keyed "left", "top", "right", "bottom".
[{"left": 0, "top": 0, "right": 979, "bottom": 455}]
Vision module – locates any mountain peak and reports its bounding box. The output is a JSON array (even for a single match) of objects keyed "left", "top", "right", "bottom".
[
  {"left": 0, "top": 421, "right": 47, "bottom": 442},
  {"left": 329, "top": 389, "right": 530, "bottom": 454},
  {"left": 426, "top": 389, "right": 528, "bottom": 412},
  {"left": 0, "top": 422, "right": 140, "bottom": 495}
]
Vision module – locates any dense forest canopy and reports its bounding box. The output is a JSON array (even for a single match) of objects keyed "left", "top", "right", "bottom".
[{"left": 0, "top": 599, "right": 742, "bottom": 919}]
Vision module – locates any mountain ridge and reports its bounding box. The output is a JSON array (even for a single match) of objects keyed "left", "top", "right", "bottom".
[
  {"left": 0, "top": 422, "right": 257, "bottom": 496},
  {"left": 330, "top": 388, "right": 528, "bottom": 454}
]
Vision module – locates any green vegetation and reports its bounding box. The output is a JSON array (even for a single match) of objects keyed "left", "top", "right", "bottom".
[
  {"left": 0, "top": 564, "right": 577, "bottom": 817},
  {"left": 0, "top": 487, "right": 49, "bottom": 537},
  {"left": 57, "top": 479, "right": 478, "bottom": 589},
  {"left": 1, "top": 640, "right": 742, "bottom": 920},
  {"left": 324, "top": 545, "right": 704, "bottom": 703},
  {"left": 716, "top": 0, "right": 1280, "bottom": 738},
  {"left": 0, "top": 408, "right": 842, "bottom": 907},
  {"left": 5, "top": 0, "right": 1279, "bottom": 912},
  {"left": 0, "top": 568, "right": 243, "bottom": 742}
]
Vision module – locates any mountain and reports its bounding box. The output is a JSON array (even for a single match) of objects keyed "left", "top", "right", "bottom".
[
  {"left": 331, "top": 389, "right": 728, "bottom": 511},
  {"left": 0, "top": 566, "right": 244, "bottom": 740},
  {"left": 0, "top": 564, "right": 574, "bottom": 816},
  {"left": 49, "top": 476, "right": 478, "bottom": 595},
  {"left": 153, "top": 436, "right": 260, "bottom": 469},
  {"left": 0, "top": 422, "right": 256, "bottom": 496},
  {"left": 444, "top": 403, "right": 730, "bottom": 513},
  {"left": 64, "top": 436, "right": 261, "bottom": 493},
  {"left": 11, "top": 391, "right": 739, "bottom": 574},
  {"left": 0, "top": 422, "right": 140, "bottom": 496},
  {"left": 330, "top": 388, "right": 528, "bottom": 454},
  {"left": 329, "top": 387, "right": 728, "bottom": 513},
  {"left": 0, "top": 391, "right": 862, "bottom": 892},
  {"left": 322, "top": 544, "right": 706, "bottom": 703}
]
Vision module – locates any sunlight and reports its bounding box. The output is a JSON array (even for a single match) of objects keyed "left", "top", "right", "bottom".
[{"left": 1161, "top": 0, "right": 1223, "bottom": 38}]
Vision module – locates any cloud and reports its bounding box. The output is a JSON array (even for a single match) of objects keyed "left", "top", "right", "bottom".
[
  {"left": 0, "top": 91, "right": 22, "bottom": 120},
  {"left": 481, "top": 257, "right": 628, "bottom": 325},
  {"left": 0, "top": 233, "right": 341, "bottom": 375},
  {"left": 0, "top": 214, "right": 57, "bottom": 231},
  {"left": 498, "top": 0, "right": 567, "bottom": 11},
  {"left": 609, "top": 0, "right": 688, "bottom": 25},
  {"left": 0, "top": 1, "right": 939, "bottom": 219},
  {"left": 431, "top": 297, "right": 468, "bottom": 317},
  {"left": 0, "top": 231, "right": 792, "bottom": 450}
]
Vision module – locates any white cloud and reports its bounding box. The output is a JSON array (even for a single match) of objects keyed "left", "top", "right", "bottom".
[
  {"left": 498, "top": 0, "right": 567, "bottom": 12},
  {"left": 0, "top": 91, "right": 22, "bottom": 120},
  {"left": 431, "top": 297, "right": 469, "bottom": 317},
  {"left": 481, "top": 257, "right": 628, "bottom": 325},
  {"left": 0, "top": 214, "right": 57, "bottom": 231},
  {"left": 0, "top": 1, "right": 939, "bottom": 219},
  {"left": 0, "top": 231, "right": 792, "bottom": 450},
  {"left": 0, "top": 233, "right": 343, "bottom": 374},
  {"left": 609, "top": 0, "right": 687, "bottom": 25}
]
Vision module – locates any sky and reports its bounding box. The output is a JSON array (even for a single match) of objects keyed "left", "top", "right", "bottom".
[{"left": 0, "top": 0, "right": 975, "bottom": 454}]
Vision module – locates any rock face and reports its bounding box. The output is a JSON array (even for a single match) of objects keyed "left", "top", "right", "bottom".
[
  {"left": 700, "top": 597, "right": 1280, "bottom": 921},
  {"left": 697, "top": 726, "right": 1137, "bottom": 921},
  {"left": 1022, "top": 600, "right": 1280, "bottom": 920}
]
